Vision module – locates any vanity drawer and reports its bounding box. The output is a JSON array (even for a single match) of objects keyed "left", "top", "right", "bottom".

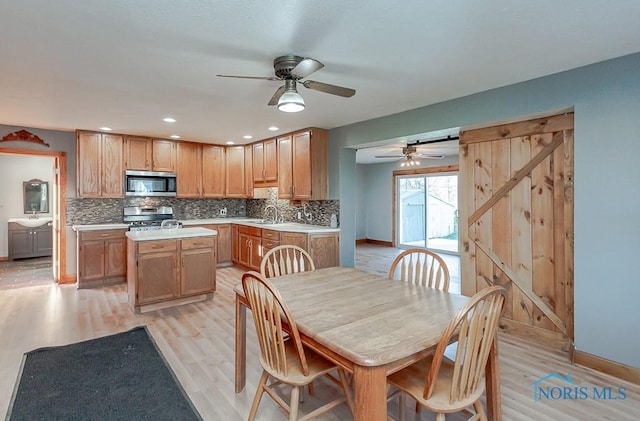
[
  {"left": 261, "top": 229, "right": 280, "bottom": 241},
  {"left": 81, "top": 229, "right": 127, "bottom": 241},
  {"left": 181, "top": 236, "right": 215, "bottom": 250},
  {"left": 138, "top": 239, "right": 177, "bottom": 254}
]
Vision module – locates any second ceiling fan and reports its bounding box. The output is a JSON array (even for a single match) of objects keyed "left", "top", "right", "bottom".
[{"left": 217, "top": 55, "right": 356, "bottom": 112}]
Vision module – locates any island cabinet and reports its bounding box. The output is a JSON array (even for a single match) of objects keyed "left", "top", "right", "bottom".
[
  {"left": 252, "top": 138, "right": 277, "bottom": 185},
  {"left": 124, "top": 136, "right": 176, "bottom": 172},
  {"left": 126, "top": 228, "right": 217, "bottom": 312},
  {"left": 8, "top": 221, "right": 53, "bottom": 260},
  {"left": 277, "top": 128, "right": 328, "bottom": 200},
  {"left": 77, "top": 229, "right": 127, "bottom": 288},
  {"left": 77, "top": 131, "right": 124, "bottom": 198}
]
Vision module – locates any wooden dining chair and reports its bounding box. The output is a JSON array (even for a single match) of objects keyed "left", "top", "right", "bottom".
[
  {"left": 260, "top": 245, "right": 316, "bottom": 278},
  {"left": 242, "top": 271, "right": 354, "bottom": 421},
  {"left": 387, "top": 248, "right": 450, "bottom": 291},
  {"left": 387, "top": 285, "right": 506, "bottom": 421}
]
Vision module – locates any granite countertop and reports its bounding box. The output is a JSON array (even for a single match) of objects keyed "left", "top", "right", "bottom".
[{"left": 125, "top": 227, "right": 217, "bottom": 241}]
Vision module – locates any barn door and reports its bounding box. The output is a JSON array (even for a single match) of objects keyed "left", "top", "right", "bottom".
[{"left": 459, "top": 113, "right": 574, "bottom": 352}]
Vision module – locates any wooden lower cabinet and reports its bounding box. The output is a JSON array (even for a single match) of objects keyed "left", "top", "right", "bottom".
[
  {"left": 237, "top": 225, "right": 262, "bottom": 270},
  {"left": 181, "top": 237, "right": 217, "bottom": 296},
  {"left": 232, "top": 224, "right": 339, "bottom": 270},
  {"left": 137, "top": 250, "right": 178, "bottom": 304},
  {"left": 231, "top": 225, "right": 240, "bottom": 263},
  {"left": 308, "top": 233, "right": 339, "bottom": 269},
  {"left": 194, "top": 224, "right": 232, "bottom": 266},
  {"left": 77, "top": 229, "right": 127, "bottom": 288},
  {"left": 127, "top": 236, "right": 216, "bottom": 311}
]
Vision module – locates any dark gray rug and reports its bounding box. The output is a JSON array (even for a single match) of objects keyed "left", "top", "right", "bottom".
[{"left": 7, "top": 326, "right": 202, "bottom": 420}]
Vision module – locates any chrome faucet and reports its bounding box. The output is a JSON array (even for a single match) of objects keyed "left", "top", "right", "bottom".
[{"left": 263, "top": 205, "right": 278, "bottom": 224}]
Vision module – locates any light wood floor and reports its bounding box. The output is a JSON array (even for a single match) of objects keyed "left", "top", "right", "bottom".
[{"left": 0, "top": 244, "right": 637, "bottom": 420}]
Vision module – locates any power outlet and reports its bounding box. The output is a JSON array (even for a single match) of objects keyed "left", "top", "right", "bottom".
[
  {"left": 219, "top": 207, "right": 227, "bottom": 216},
  {"left": 297, "top": 211, "right": 302, "bottom": 220}
]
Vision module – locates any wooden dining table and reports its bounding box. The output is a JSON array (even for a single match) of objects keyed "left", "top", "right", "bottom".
[{"left": 234, "top": 266, "right": 502, "bottom": 421}]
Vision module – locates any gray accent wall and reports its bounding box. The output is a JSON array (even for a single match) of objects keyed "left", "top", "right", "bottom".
[{"left": 330, "top": 52, "right": 640, "bottom": 368}]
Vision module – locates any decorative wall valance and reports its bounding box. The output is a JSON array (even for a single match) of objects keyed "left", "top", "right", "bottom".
[{"left": 1, "top": 129, "right": 50, "bottom": 147}]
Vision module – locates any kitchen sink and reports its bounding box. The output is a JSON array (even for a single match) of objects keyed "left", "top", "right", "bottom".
[{"left": 8, "top": 217, "right": 53, "bottom": 228}]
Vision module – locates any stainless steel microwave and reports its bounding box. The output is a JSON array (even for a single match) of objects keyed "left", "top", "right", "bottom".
[{"left": 125, "top": 170, "right": 177, "bottom": 197}]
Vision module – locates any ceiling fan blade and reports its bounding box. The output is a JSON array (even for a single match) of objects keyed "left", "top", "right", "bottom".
[
  {"left": 290, "top": 58, "right": 324, "bottom": 79},
  {"left": 422, "top": 154, "right": 446, "bottom": 159},
  {"left": 267, "top": 85, "right": 287, "bottom": 106},
  {"left": 216, "top": 74, "right": 280, "bottom": 81},
  {"left": 302, "top": 80, "right": 356, "bottom": 97},
  {"left": 374, "top": 155, "right": 404, "bottom": 158}
]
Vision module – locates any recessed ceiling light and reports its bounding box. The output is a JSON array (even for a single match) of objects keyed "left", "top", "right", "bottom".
[
  {"left": 243, "top": 135, "right": 253, "bottom": 139},
  {"left": 170, "top": 135, "right": 180, "bottom": 139},
  {"left": 99, "top": 127, "right": 112, "bottom": 131},
  {"left": 268, "top": 126, "right": 279, "bottom": 131},
  {"left": 163, "top": 117, "right": 176, "bottom": 123},
  {"left": 226, "top": 141, "right": 235, "bottom": 145}
]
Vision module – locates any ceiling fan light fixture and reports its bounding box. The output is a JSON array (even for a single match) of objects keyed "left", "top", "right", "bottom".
[
  {"left": 277, "top": 89, "right": 305, "bottom": 112},
  {"left": 401, "top": 154, "right": 419, "bottom": 167}
]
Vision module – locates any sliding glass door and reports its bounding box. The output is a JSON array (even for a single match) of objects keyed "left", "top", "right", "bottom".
[{"left": 396, "top": 173, "right": 459, "bottom": 254}]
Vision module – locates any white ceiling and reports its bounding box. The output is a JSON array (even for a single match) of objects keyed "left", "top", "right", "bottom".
[{"left": 2, "top": 1, "right": 640, "bottom": 163}]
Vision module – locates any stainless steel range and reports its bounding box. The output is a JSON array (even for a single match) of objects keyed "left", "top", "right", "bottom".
[{"left": 123, "top": 206, "right": 175, "bottom": 231}]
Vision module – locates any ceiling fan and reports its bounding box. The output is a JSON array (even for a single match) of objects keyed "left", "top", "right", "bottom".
[
  {"left": 373, "top": 136, "right": 458, "bottom": 166},
  {"left": 216, "top": 55, "right": 356, "bottom": 112}
]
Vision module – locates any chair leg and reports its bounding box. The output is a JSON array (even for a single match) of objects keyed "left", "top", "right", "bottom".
[
  {"left": 398, "top": 393, "right": 405, "bottom": 421},
  {"left": 248, "top": 370, "right": 269, "bottom": 421},
  {"left": 473, "top": 400, "right": 487, "bottom": 421},
  {"left": 337, "top": 368, "right": 355, "bottom": 417},
  {"left": 289, "top": 386, "right": 300, "bottom": 421}
]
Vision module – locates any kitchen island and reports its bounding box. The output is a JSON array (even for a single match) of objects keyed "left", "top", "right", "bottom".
[{"left": 125, "top": 227, "right": 217, "bottom": 313}]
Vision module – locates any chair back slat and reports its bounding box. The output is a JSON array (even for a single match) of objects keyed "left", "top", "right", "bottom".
[
  {"left": 424, "top": 286, "right": 506, "bottom": 404},
  {"left": 388, "top": 248, "right": 450, "bottom": 292},
  {"left": 242, "top": 271, "right": 309, "bottom": 377},
  {"left": 261, "top": 245, "right": 316, "bottom": 279}
]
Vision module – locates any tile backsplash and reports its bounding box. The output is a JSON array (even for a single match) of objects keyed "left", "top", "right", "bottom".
[{"left": 67, "top": 190, "right": 339, "bottom": 227}]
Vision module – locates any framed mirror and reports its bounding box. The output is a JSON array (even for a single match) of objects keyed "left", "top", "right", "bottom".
[{"left": 23, "top": 179, "right": 49, "bottom": 214}]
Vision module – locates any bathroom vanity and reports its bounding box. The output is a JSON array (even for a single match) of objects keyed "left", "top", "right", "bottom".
[{"left": 7, "top": 218, "right": 53, "bottom": 260}]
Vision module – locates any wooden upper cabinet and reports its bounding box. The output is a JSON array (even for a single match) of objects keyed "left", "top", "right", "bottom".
[
  {"left": 125, "top": 137, "right": 176, "bottom": 172},
  {"left": 252, "top": 142, "right": 265, "bottom": 183},
  {"left": 176, "top": 142, "right": 202, "bottom": 198},
  {"left": 277, "top": 135, "right": 294, "bottom": 199},
  {"left": 124, "top": 136, "right": 152, "bottom": 170},
  {"left": 202, "top": 145, "right": 225, "bottom": 198},
  {"left": 252, "top": 138, "right": 278, "bottom": 184},
  {"left": 244, "top": 144, "right": 253, "bottom": 198},
  {"left": 152, "top": 139, "right": 177, "bottom": 172},
  {"left": 77, "top": 131, "right": 124, "bottom": 198},
  {"left": 277, "top": 128, "right": 328, "bottom": 200},
  {"left": 225, "top": 146, "right": 245, "bottom": 198}
]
